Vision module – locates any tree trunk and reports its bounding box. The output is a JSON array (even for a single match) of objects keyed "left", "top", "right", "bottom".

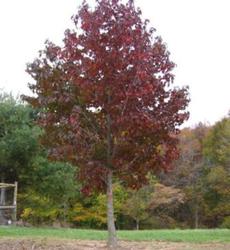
[
  {"left": 106, "top": 169, "right": 118, "bottom": 249},
  {"left": 106, "top": 95, "right": 117, "bottom": 249},
  {"left": 136, "top": 220, "right": 139, "bottom": 230},
  {"left": 194, "top": 202, "right": 199, "bottom": 229},
  {"left": 63, "top": 202, "right": 67, "bottom": 223}
]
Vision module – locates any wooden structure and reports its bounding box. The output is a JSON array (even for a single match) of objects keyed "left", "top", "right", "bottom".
[{"left": 0, "top": 182, "right": 18, "bottom": 223}]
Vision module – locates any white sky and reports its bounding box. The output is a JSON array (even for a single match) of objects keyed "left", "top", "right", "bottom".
[{"left": 0, "top": 0, "right": 230, "bottom": 127}]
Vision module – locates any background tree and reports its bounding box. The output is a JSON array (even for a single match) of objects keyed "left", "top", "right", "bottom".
[
  {"left": 148, "top": 183, "right": 185, "bottom": 227},
  {"left": 23, "top": 0, "right": 189, "bottom": 247},
  {"left": 20, "top": 158, "right": 80, "bottom": 226},
  {"left": 160, "top": 124, "right": 209, "bottom": 228},
  {"left": 204, "top": 117, "right": 230, "bottom": 167},
  {"left": 122, "top": 184, "right": 153, "bottom": 230},
  {"left": 202, "top": 117, "right": 230, "bottom": 227},
  {"left": 70, "top": 182, "right": 126, "bottom": 229},
  {"left": 0, "top": 93, "right": 40, "bottom": 183},
  {"left": 0, "top": 93, "right": 40, "bottom": 224}
]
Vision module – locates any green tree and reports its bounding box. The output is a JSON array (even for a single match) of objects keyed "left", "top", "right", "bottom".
[
  {"left": 21, "top": 157, "right": 80, "bottom": 225},
  {"left": 122, "top": 185, "right": 152, "bottom": 230},
  {"left": 202, "top": 117, "right": 230, "bottom": 227},
  {"left": 204, "top": 117, "right": 230, "bottom": 167},
  {"left": 0, "top": 93, "right": 82, "bottom": 227},
  {"left": 0, "top": 93, "right": 41, "bottom": 184},
  {"left": 0, "top": 93, "right": 42, "bottom": 224}
]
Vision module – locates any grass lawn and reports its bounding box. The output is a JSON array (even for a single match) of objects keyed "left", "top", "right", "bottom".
[{"left": 0, "top": 227, "right": 229, "bottom": 243}]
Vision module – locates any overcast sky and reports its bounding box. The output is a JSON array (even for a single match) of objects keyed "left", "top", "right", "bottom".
[{"left": 0, "top": 0, "right": 229, "bottom": 127}]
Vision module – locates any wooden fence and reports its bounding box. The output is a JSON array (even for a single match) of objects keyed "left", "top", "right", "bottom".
[{"left": 0, "top": 182, "right": 18, "bottom": 223}]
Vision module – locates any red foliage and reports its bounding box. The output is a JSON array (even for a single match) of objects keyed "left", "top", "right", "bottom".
[{"left": 23, "top": 0, "right": 189, "bottom": 193}]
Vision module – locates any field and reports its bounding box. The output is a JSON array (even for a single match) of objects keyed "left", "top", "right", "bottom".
[{"left": 0, "top": 227, "right": 229, "bottom": 249}]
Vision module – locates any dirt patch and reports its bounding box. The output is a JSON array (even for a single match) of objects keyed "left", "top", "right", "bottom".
[{"left": 0, "top": 238, "right": 229, "bottom": 250}]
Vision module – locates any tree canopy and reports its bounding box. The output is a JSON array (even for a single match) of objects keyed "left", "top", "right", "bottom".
[
  {"left": 24, "top": 0, "right": 189, "bottom": 190},
  {"left": 0, "top": 93, "right": 40, "bottom": 184}
]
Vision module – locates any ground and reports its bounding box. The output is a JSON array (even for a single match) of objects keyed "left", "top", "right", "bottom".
[{"left": 0, "top": 238, "right": 229, "bottom": 250}]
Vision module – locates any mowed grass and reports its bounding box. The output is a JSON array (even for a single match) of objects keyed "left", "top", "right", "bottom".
[{"left": 0, "top": 227, "right": 229, "bottom": 243}]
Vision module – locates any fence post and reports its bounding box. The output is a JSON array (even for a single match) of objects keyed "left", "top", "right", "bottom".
[{"left": 13, "top": 182, "right": 18, "bottom": 224}]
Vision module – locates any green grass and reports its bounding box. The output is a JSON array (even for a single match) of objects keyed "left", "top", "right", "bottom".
[
  {"left": 0, "top": 227, "right": 229, "bottom": 243},
  {"left": 118, "top": 229, "right": 230, "bottom": 243}
]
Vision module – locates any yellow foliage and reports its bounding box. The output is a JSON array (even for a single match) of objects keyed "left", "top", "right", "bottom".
[
  {"left": 21, "top": 207, "right": 33, "bottom": 219},
  {"left": 72, "top": 203, "right": 107, "bottom": 225}
]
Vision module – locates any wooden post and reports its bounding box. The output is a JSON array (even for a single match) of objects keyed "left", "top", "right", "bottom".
[
  {"left": 0, "top": 178, "right": 6, "bottom": 225},
  {"left": 13, "top": 182, "right": 18, "bottom": 224}
]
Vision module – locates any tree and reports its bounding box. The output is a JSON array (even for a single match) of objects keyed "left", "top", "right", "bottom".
[
  {"left": 148, "top": 183, "right": 185, "bottom": 228},
  {"left": 20, "top": 159, "right": 80, "bottom": 226},
  {"left": 204, "top": 117, "right": 230, "bottom": 167},
  {"left": 122, "top": 184, "right": 152, "bottom": 230},
  {"left": 0, "top": 93, "right": 40, "bottom": 183},
  {"left": 122, "top": 178, "right": 185, "bottom": 230},
  {"left": 23, "top": 0, "right": 189, "bottom": 247},
  {"left": 70, "top": 182, "right": 126, "bottom": 229},
  {"left": 0, "top": 93, "right": 40, "bottom": 223},
  {"left": 160, "top": 124, "right": 209, "bottom": 228},
  {"left": 202, "top": 117, "right": 230, "bottom": 227}
]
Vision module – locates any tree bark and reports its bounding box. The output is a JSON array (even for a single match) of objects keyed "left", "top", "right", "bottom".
[
  {"left": 106, "top": 169, "right": 118, "bottom": 249},
  {"left": 194, "top": 202, "right": 199, "bottom": 229},
  {"left": 106, "top": 93, "right": 118, "bottom": 249}
]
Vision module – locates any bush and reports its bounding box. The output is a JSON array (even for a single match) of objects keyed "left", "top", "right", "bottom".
[{"left": 220, "top": 216, "right": 230, "bottom": 229}]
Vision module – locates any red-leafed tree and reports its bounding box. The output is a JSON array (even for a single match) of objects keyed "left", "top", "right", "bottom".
[{"left": 23, "top": 0, "right": 189, "bottom": 248}]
